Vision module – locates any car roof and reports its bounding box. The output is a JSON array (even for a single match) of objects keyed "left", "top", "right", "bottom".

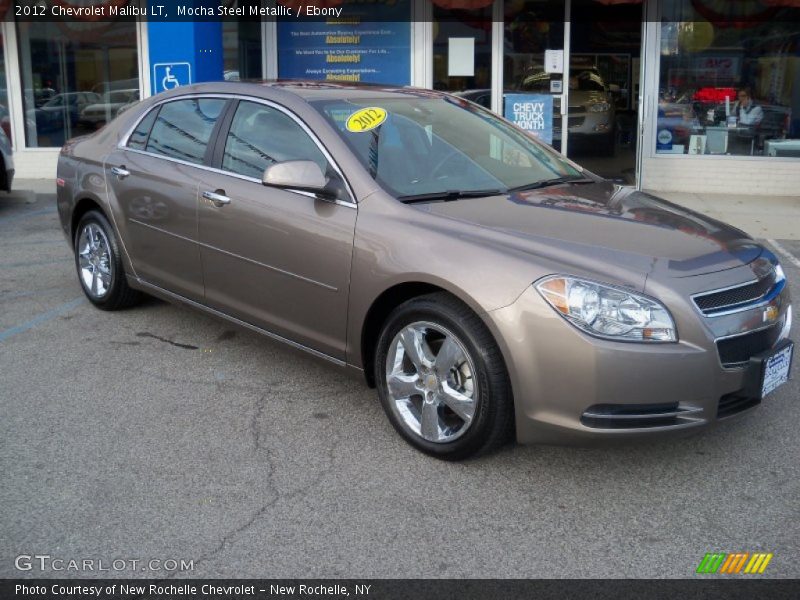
[{"left": 162, "top": 80, "right": 450, "bottom": 103}]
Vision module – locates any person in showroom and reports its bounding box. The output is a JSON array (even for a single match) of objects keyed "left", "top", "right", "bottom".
[
  {"left": 729, "top": 86, "right": 765, "bottom": 154},
  {"left": 735, "top": 86, "right": 764, "bottom": 128}
]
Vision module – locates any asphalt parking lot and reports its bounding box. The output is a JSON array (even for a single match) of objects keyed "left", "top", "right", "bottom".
[{"left": 1, "top": 190, "right": 798, "bottom": 579}]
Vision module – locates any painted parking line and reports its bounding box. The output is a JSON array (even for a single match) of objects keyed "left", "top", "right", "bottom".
[
  {"left": 767, "top": 239, "right": 800, "bottom": 269},
  {"left": 0, "top": 286, "right": 67, "bottom": 301},
  {"left": 0, "top": 207, "right": 57, "bottom": 225},
  {"left": 1, "top": 258, "right": 72, "bottom": 269},
  {"left": 0, "top": 297, "right": 84, "bottom": 343}
]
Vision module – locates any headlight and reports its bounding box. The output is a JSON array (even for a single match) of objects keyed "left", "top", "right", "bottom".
[
  {"left": 775, "top": 263, "right": 786, "bottom": 283},
  {"left": 588, "top": 102, "right": 611, "bottom": 113},
  {"left": 535, "top": 275, "right": 677, "bottom": 342}
]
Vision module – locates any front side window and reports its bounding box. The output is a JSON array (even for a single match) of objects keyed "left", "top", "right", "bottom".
[
  {"left": 222, "top": 101, "right": 328, "bottom": 179},
  {"left": 312, "top": 96, "right": 582, "bottom": 198},
  {"left": 657, "top": 3, "right": 800, "bottom": 157},
  {"left": 145, "top": 99, "right": 226, "bottom": 164}
]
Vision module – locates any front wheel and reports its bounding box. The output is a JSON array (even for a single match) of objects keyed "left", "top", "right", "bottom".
[
  {"left": 375, "top": 293, "right": 514, "bottom": 460},
  {"left": 74, "top": 210, "right": 141, "bottom": 310}
]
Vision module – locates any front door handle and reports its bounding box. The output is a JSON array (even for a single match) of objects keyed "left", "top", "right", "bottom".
[
  {"left": 202, "top": 190, "right": 231, "bottom": 207},
  {"left": 111, "top": 166, "right": 130, "bottom": 179}
]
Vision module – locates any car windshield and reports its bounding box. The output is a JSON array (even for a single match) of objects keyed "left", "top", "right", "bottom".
[{"left": 311, "top": 96, "right": 583, "bottom": 199}]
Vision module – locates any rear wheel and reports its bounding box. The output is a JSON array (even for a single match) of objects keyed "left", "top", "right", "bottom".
[
  {"left": 74, "top": 210, "right": 141, "bottom": 310},
  {"left": 375, "top": 293, "right": 514, "bottom": 460}
]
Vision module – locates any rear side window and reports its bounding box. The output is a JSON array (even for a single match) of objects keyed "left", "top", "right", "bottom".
[
  {"left": 221, "top": 101, "right": 328, "bottom": 179},
  {"left": 145, "top": 98, "right": 226, "bottom": 164},
  {"left": 127, "top": 107, "right": 158, "bottom": 150}
]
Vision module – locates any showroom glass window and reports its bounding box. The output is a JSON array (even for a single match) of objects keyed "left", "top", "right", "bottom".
[
  {"left": 16, "top": 19, "right": 139, "bottom": 148},
  {"left": 222, "top": 19, "right": 263, "bottom": 81},
  {"left": 276, "top": 1, "right": 412, "bottom": 85},
  {"left": 0, "top": 29, "right": 11, "bottom": 146},
  {"left": 657, "top": 2, "right": 800, "bottom": 157}
]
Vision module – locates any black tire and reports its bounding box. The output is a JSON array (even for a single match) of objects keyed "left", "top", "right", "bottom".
[
  {"left": 74, "top": 210, "right": 141, "bottom": 310},
  {"left": 374, "top": 292, "right": 514, "bottom": 460}
]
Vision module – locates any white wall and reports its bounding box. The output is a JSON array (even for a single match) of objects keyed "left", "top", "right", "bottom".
[
  {"left": 12, "top": 150, "right": 61, "bottom": 180},
  {"left": 641, "top": 155, "right": 800, "bottom": 195}
]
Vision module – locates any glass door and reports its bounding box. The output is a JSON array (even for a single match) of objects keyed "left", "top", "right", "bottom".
[
  {"left": 565, "top": 0, "right": 644, "bottom": 184},
  {"left": 498, "top": 0, "right": 645, "bottom": 186},
  {"left": 432, "top": 4, "right": 494, "bottom": 103},
  {"left": 502, "top": 1, "right": 568, "bottom": 152}
]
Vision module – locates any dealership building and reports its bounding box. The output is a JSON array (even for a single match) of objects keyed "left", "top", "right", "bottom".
[{"left": 1, "top": 0, "right": 799, "bottom": 194}]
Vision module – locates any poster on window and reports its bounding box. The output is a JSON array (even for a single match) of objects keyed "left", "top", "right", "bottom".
[
  {"left": 277, "top": 1, "right": 411, "bottom": 85},
  {"left": 504, "top": 94, "right": 554, "bottom": 145}
]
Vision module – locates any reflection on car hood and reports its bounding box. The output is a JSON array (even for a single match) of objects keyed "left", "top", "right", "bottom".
[{"left": 417, "top": 182, "right": 762, "bottom": 279}]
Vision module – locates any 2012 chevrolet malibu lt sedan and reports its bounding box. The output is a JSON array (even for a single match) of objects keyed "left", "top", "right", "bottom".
[{"left": 56, "top": 82, "right": 793, "bottom": 459}]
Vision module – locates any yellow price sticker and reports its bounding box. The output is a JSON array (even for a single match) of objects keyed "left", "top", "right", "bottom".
[{"left": 346, "top": 107, "right": 388, "bottom": 132}]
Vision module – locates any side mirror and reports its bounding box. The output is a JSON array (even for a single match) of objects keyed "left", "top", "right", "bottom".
[{"left": 262, "top": 160, "right": 328, "bottom": 195}]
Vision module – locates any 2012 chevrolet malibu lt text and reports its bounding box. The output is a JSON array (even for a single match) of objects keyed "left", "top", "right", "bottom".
[{"left": 56, "top": 82, "right": 793, "bottom": 459}]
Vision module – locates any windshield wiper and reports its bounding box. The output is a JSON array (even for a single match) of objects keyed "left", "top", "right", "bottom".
[
  {"left": 397, "top": 189, "right": 505, "bottom": 204},
  {"left": 508, "top": 175, "right": 594, "bottom": 192}
]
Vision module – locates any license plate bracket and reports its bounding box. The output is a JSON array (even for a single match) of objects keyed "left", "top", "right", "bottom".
[{"left": 743, "top": 339, "right": 793, "bottom": 400}]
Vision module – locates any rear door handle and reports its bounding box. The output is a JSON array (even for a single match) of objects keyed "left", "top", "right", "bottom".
[
  {"left": 202, "top": 190, "right": 231, "bottom": 207},
  {"left": 111, "top": 166, "right": 130, "bottom": 179}
]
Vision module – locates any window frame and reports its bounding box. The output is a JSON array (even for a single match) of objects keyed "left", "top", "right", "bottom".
[{"left": 119, "top": 93, "right": 356, "bottom": 206}]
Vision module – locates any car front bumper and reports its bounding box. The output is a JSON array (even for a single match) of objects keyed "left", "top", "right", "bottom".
[
  {"left": 486, "top": 285, "right": 793, "bottom": 445},
  {"left": 553, "top": 110, "right": 614, "bottom": 141}
]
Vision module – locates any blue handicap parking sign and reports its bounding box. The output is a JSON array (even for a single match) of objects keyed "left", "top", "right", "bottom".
[{"left": 152, "top": 63, "right": 192, "bottom": 94}]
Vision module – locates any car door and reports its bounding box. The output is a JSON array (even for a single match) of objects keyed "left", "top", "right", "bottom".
[
  {"left": 105, "top": 97, "right": 228, "bottom": 301},
  {"left": 196, "top": 99, "right": 357, "bottom": 360}
]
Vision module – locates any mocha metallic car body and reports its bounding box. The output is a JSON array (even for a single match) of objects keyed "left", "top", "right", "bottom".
[{"left": 56, "top": 82, "right": 792, "bottom": 447}]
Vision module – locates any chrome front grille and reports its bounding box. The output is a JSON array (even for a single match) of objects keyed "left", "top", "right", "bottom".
[
  {"left": 581, "top": 403, "right": 703, "bottom": 429},
  {"left": 693, "top": 268, "right": 783, "bottom": 317}
]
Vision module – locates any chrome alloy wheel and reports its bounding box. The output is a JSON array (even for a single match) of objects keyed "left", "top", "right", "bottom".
[
  {"left": 77, "top": 223, "right": 112, "bottom": 298},
  {"left": 385, "top": 321, "right": 478, "bottom": 443}
]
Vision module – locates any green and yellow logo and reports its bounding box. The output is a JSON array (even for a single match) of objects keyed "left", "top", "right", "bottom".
[{"left": 696, "top": 552, "right": 773, "bottom": 574}]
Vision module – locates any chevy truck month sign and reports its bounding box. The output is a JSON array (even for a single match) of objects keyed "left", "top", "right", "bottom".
[{"left": 504, "top": 94, "right": 554, "bottom": 145}]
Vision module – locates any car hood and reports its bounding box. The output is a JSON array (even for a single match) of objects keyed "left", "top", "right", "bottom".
[
  {"left": 567, "top": 90, "right": 609, "bottom": 108},
  {"left": 415, "top": 182, "right": 762, "bottom": 280}
]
